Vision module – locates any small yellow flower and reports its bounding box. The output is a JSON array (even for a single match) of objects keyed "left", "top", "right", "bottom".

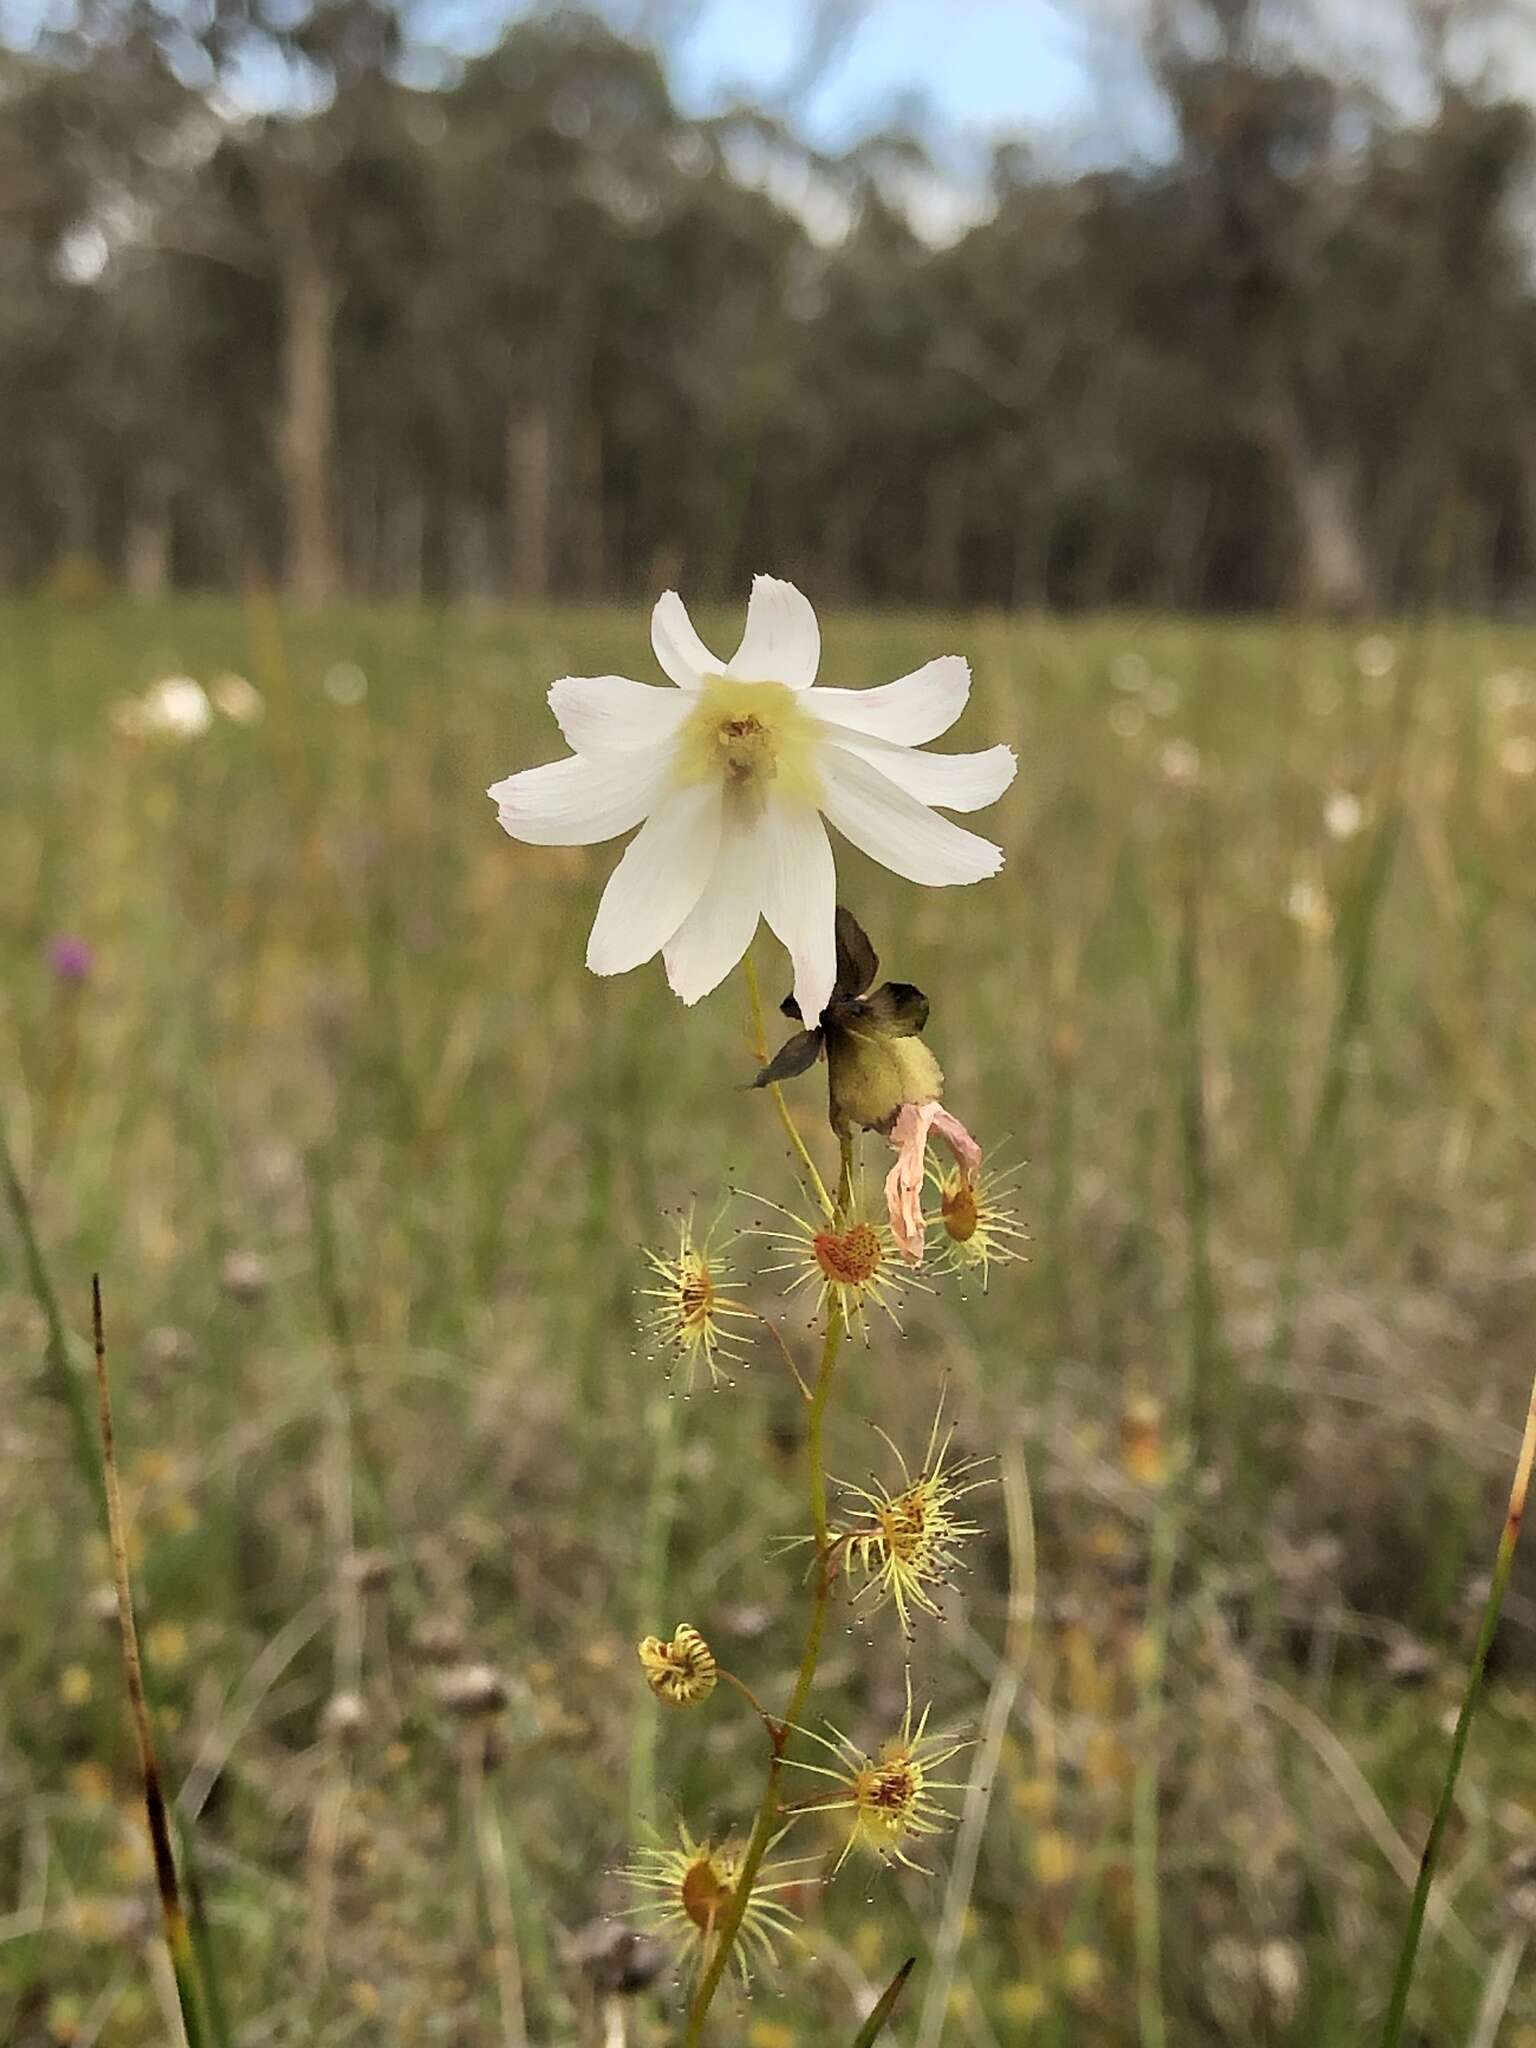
[
  {"left": 833, "top": 1394, "right": 990, "bottom": 1633},
  {"left": 926, "top": 1156, "right": 1028, "bottom": 1289},
  {"left": 641, "top": 1211, "right": 754, "bottom": 1386},
  {"left": 789, "top": 1689, "right": 966, "bottom": 1874},
  {"left": 59, "top": 1665, "right": 93, "bottom": 1708},
  {"left": 626, "top": 1824, "right": 804, "bottom": 1984},
  {"left": 637, "top": 1624, "right": 718, "bottom": 1707}
]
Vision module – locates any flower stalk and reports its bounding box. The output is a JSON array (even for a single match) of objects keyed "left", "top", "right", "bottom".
[{"left": 681, "top": 1297, "right": 847, "bottom": 2042}]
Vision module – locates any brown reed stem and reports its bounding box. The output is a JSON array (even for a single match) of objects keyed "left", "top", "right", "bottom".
[
  {"left": 91, "top": 1277, "right": 208, "bottom": 2048},
  {"left": 1379, "top": 1360, "right": 1536, "bottom": 2046}
]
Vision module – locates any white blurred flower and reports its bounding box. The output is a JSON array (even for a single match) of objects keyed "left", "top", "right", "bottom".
[
  {"left": 139, "top": 676, "right": 213, "bottom": 739},
  {"left": 1158, "top": 740, "right": 1201, "bottom": 789},
  {"left": 488, "top": 577, "right": 1015, "bottom": 1023},
  {"left": 1486, "top": 668, "right": 1534, "bottom": 715},
  {"left": 1110, "top": 652, "right": 1151, "bottom": 693},
  {"left": 1146, "top": 676, "right": 1182, "bottom": 718},
  {"left": 1286, "top": 877, "right": 1332, "bottom": 938},
  {"left": 211, "top": 673, "right": 263, "bottom": 724},
  {"left": 1323, "top": 790, "right": 1364, "bottom": 840},
  {"left": 1500, "top": 735, "right": 1536, "bottom": 779},
  {"left": 1109, "top": 701, "right": 1146, "bottom": 740},
  {"left": 324, "top": 662, "right": 368, "bottom": 706},
  {"left": 1354, "top": 635, "right": 1396, "bottom": 679}
]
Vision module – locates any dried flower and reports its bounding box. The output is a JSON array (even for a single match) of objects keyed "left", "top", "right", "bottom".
[
  {"left": 754, "top": 908, "right": 941, "bottom": 1136},
  {"left": 323, "top": 1691, "right": 367, "bottom": 1741},
  {"left": 436, "top": 1662, "right": 509, "bottom": 1717},
  {"left": 789, "top": 1693, "right": 966, "bottom": 1874},
  {"left": 489, "top": 579, "right": 1013, "bottom": 1023},
  {"left": 835, "top": 1397, "right": 989, "bottom": 1632},
  {"left": 641, "top": 1212, "right": 754, "bottom": 1386},
  {"left": 626, "top": 1825, "right": 804, "bottom": 1984},
  {"left": 218, "top": 1249, "right": 269, "bottom": 1303},
  {"left": 637, "top": 1624, "right": 718, "bottom": 1707},
  {"left": 884, "top": 1100, "right": 982, "bottom": 1266}
]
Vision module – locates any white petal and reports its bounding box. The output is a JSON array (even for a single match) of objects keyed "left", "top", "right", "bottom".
[
  {"left": 726, "top": 575, "right": 820, "bottom": 689},
  {"left": 548, "top": 674, "right": 694, "bottom": 755},
  {"left": 828, "top": 733, "right": 1016, "bottom": 812},
  {"left": 806, "top": 656, "right": 970, "bottom": 745},
  {"left": 651, "top": 590, "right": 720, "bottom": 688},
  {"left": 759, "top": 798, "right": 836, "bottom": 1024},
  {"left": 586, "top": 781, "right": 723, "bottom": 977},
  {"left": 488, "top": 752, "right": 668, "bottom": 846},
  {"left": 818, "top": 745, "right": 1004, "bottom": 887},
  {"left": 663, "top": 811, "right": 764, "bottom": 1004}
]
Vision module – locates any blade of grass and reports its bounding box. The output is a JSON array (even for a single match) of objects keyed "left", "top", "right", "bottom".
[
  {"left": 1, "top": 1115, "right": 105, "bottom": 1526},
  {"left": 915, "top": 1441, "right": 1034, "bottom": 2048},
  {"left": 1378, "top": 1358, "right": 1536, "bottom": 2047},
  {"left": 91, "top": 1276, "right": 209, "bottom": 2048},
  {"left": 850, "top": 1958, "right": 916, "bottom": 2047}
]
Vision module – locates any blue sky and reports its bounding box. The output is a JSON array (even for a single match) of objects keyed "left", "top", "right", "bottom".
[
  {"left": 3, "top": 0, "right": 1167, "bottom": 190},
  {"left": 659, "top": 0, "right": 1105, "bottom": 147}
]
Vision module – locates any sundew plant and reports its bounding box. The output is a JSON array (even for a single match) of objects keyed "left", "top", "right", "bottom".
[{"left": 489, "top": 576, "right": 1022, "bottom": 2034}]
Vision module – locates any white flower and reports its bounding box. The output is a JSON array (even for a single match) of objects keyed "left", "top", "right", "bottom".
[
  {"left": 210, "top": 673, "right": 264, "bottom": 725},
  {"left": 139, "top": 676, "right": 213, "bottom": 739},
  {"left": 487, "top": 578, "right": 1015, "bottom": 1023}
]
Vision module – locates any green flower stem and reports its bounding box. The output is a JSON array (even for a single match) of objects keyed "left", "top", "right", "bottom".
[
  {"left": 1379, "top": 1361, "right": 1536, "bottom": 2048},
  {"left": 743, "top": 954, "right": 835, "bottom": 1219},
  {"left": 681, "top": 1300, "right": 846, "bottom": 2043}
]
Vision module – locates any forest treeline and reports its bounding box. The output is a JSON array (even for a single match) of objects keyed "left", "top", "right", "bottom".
[{"left": 4, "top": 0, "right": 1536, "bottom": 613}]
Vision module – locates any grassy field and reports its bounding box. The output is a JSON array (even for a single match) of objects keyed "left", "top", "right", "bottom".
[{"left": 5, "top": 592, "right": 1536, "bottom": 2047}]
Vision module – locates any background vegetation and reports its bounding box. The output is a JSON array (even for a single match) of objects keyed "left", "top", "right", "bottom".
[
  {"left": 5, "top": 595, "right": 1536, "bottom": 2044},
  {"left": 7, "top": 0, "right": 1536, "bottom": 613}
]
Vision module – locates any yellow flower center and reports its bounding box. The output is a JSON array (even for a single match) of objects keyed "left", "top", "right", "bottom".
[
  {"left": 674, "top": 676, "right": 821, "bottom": 808},
  {"left": 814, "top": 1222, "right": 883, "bottom": 1287},
  {"left": 678, "top": 1257, "right": 716, "bottom": 1331},
  {"left": 879, "top": 1487, "right": 931, "bottom": 1562},
  {"left": 855, "top": 1747, "right": 921, "bottom": 1833}
]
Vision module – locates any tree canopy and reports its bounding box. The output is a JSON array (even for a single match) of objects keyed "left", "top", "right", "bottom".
[{"left": 4, "top": 0, "right": 1535, "bottom": 612}]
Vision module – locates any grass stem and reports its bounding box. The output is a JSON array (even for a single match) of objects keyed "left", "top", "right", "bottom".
[
  {"left": 91, "top": 1276, "right": 209, "bottom": 2048},
  {"left": 1378, "top": 1359, "right": 1536, "bottom": 2047}
]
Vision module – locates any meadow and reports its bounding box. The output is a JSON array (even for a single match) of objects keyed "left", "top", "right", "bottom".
[{"left": 4, "top": 592, "right": 1536, "bottom": 2047}]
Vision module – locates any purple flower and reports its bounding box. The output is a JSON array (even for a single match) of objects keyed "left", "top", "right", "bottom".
[{"left": 48, "top": 934, "right": 95, "bottom": 985}]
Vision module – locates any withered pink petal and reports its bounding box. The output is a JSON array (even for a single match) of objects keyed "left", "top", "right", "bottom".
[
  {"left": 927, "top": 1104, "right": 983, "bottom": 1179},
  {"left": 882, "top": 1100, "right": 986, "bottom": 1267},
  {"left": 884, "top": 1103, "right": 935, "bottom": 1266}
]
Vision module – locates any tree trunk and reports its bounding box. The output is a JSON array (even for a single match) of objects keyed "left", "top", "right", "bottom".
[
  {"left": 274, "top": 207, "right": 340, "bottom": 605},
  {"left": 1257, "top": 387, "right": 1370, "bottom": 615},
  {"left": 505, "top": 401, "right": 552, "bottom": 600},
  {"left": 125, "top": 476, "right": 172, "bottom": 597}
]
